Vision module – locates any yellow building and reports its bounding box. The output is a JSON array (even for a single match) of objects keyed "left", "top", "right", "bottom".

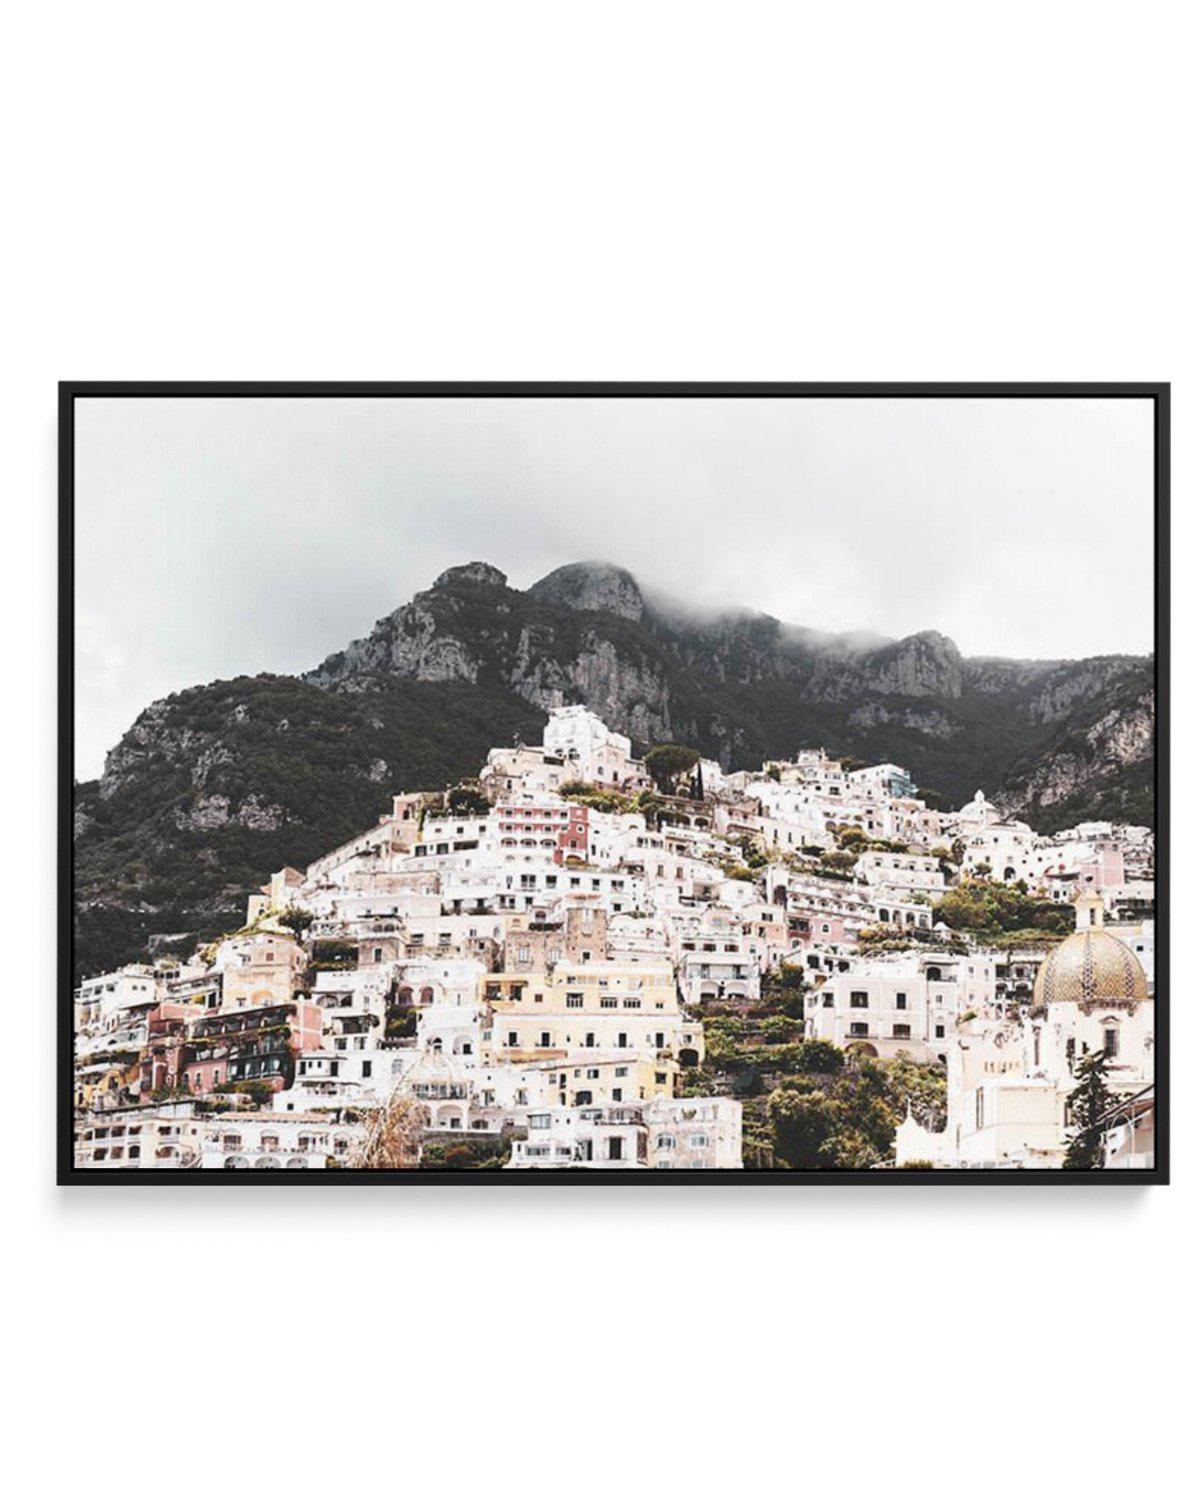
[
  {"left": 481, "top": 960, "right": 703, "bottom": 1072},
  {"left": 220, "top": 929, "right": 308, "bottom": 1009}
]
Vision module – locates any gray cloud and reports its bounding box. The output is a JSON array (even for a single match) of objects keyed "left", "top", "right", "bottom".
[{"left": 74, "top": 395, "right": 1154, "bottom": 778}]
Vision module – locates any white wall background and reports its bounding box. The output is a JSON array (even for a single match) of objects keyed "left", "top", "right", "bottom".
[{"left": 3, "top": 3, "right": 1192, "bottom": 1508}]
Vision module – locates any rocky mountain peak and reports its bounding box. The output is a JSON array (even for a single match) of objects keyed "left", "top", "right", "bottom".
[
  {"left": 528, "top": 560, "right": 646, "bottom": 621},
  {"left": 431, "top": 562, "right": 508, "bottom": 592},
  {"left": 897, "top": 628, "right": 962, "bottom": 660}
]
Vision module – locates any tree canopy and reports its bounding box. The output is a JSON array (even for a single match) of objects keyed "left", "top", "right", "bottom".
[
  {"left": 645, "top": 743, "right": 702, "bottom": 793},
  {"left": 934, "top": 878, "right": 1072, "bottom": 942}
]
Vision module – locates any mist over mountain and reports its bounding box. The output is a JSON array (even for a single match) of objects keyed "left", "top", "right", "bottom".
[
  {"left": 74, "top": 559, "right": 1153, "bottom": 977},
  {"left": 307, "top": 558, "right": 1151, "bottom": 786}
]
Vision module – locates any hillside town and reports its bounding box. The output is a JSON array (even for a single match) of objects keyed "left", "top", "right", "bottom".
[{"left": 73, "top": 705, "right": 1156, "bottom": 1173}]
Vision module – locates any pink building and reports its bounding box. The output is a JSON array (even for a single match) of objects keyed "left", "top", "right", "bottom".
[{"left": 178, "top": 1001, "right": 322, "bottom": 1097}]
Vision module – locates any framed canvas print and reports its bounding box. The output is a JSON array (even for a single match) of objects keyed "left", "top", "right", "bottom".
[{"left": 59, "top": 383, "right": 1169, "bottom": 1183}]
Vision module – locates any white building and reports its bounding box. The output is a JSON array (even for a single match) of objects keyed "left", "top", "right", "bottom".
[
  {"left": 543, "top": 705, "right": 647, "bottom": 789},
  {"left": 806, "top": 955, "right": 960, "bottom": 1060}
]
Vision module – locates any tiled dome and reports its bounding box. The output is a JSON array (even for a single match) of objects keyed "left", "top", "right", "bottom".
[{"left": 1032, "top": 928, "right": 1147, "bottom": 1009}]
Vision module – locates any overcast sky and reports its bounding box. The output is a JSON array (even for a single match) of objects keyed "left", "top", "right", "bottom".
[{"left": 74, "top": 395, "right": 1154, "bottom": 779}]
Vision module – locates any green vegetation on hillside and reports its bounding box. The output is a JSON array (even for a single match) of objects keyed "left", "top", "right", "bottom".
[
  {"left": 933, "top": 877, "right": 1073, "bottom": 945},
  {"left": 764, "top": 1052, "right": 947, "bottom": 1170}
]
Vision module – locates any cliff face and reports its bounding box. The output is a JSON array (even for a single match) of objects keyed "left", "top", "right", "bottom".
[
  {"left": 992, "top": 672, "right": 1155, "bottom": 831},
  {"left": 76, "top": 558, "right": 1153, "bottom": 977}
]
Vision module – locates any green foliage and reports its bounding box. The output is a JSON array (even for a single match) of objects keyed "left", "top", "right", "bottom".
[
  {"left": 277, "top": 905, "right": 314, "bottom": 939},
  {"left": 736, "top": 835, "right": 769, "bottom": 872},
  {"left": 312, "top": 939, "right": 357, "bottom": 967},
  {"left": 792, "top": 1038, "right": 845, "bottom": 1074},
  {"left": 559, "top": 782, "right": 641, "bottom": 814},
  {"left": 857, "top": 929, "right": 923, "bottom": 958},
  {"left": 645, "top": 743, "right": 701, "bottom": 793},
  {"left": 882, "top": 1056, "right": 949, "bottom": 1133},
  {"left": 766, "top": 1055, "right": 946, "bottom": 1169},
  {"left": 817, "top": 849, "right": 856, "bottom": 875},
  {"left": 934, "top": 878, "right": 1072, "bottom": 943},
  {"left": 420, "top": 1137, "right": 511, "bottom": 1170},
  {"left": 774, "top": 990, "right": 807, "bottom": 1020},
  {"left": 1062, "top": 1050, "right": 1118, "bottom": 1169},
  {"left": 446, "top": 784, "right": 490, "bottom": 816},
  {"left": 768, "top": 1088, "right": 837, "bottom": 1168},
  {"left": 384, "top": 1007, "right": 418, "bottom": 1040}
]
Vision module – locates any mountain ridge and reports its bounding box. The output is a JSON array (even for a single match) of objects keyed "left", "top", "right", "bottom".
[
  {"left": 74, "top": 558, "right": 1153, "bottom": 978},
  {"left": 305, "top": 557, "right": 1150, "bottom": 778}
]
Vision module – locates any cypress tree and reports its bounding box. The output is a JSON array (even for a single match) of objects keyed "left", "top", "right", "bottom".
[{"left": 1062, "top": 1048, "right": 1118, "bottom": 1169}]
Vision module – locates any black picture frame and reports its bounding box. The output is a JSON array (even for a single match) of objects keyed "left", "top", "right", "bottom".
[{"left": 58, "top": 381, "right": 1170, "bottom": 1185}]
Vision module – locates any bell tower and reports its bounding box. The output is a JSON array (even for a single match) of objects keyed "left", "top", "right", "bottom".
[{"left": 1075, "top": 888, "right": 1104, "bottom": 931}]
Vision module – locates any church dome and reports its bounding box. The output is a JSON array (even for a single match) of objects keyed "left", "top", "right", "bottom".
[{"left": 1032, "top": 928, "right": 1147, "bottom": 1009}]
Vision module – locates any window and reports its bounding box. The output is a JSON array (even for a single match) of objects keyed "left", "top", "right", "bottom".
[
  {"left": 566, "top": 992, "right": 584, "bottom": 1009},
  {"left": 935, "top": 1024, "right": 945, "bottom": 1039},
  {"left": 1104, "top": 1027, "right": 1119, "bottom": 1058},
  {"left": 849, "top": 1022, "right": 869, "bottom": 1038},
  {"left": 850, "top": 991, "right": 869, "bottom": 1008},
  {"left": 891, "top": 1024, "right": 911, "bottom": 1039},
  {"left": 895, "top": 992, "right": 907, "bottom": 1010}
]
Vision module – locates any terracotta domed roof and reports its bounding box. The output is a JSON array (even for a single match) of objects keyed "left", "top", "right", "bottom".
[{"left": 1032, "top": 928, "right": 1147, "bottom": 1009}]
